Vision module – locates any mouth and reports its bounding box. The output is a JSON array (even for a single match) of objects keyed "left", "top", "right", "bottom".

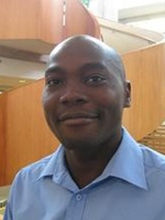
[{"left": 58, "top": 112, "right": 99, "bottom": 126}]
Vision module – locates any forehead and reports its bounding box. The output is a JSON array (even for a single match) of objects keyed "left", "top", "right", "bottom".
[
  {"left": 46, "top": 37, "right": 124, "bottom": 82},
  {"left": 48, "top": 40, "right": 107, "bottom": 65}
]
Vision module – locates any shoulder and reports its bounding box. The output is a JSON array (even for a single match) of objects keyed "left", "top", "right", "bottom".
[
  {"left": 7, "top": 153, "right": 57, "bottom": 207},
  {"left": 140, "top": 145, "right": 165, "bottom": 174},
  {"left": 15, "top": 153, "right": 54, "bottom": 183},
  {"left": 13, "top": 146, "right": 64, "bottom": 185}
]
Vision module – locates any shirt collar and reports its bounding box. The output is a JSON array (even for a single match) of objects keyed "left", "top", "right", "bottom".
[
  {"left": 37, "top": 147, "right": 66, "bottom": 180},
  {"left": 37, "top": 146, "right": 79, "bottom": 191},
  {"left": 98, "top": 128, "right": 148, "bottom": 190},
  {"left": 38, "top": 128, "right": 148, "bottom": 190}
]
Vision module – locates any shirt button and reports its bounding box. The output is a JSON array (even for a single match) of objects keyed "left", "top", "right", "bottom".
[{"left": 76, "top": 194, "right": 82, "bottom": 201}]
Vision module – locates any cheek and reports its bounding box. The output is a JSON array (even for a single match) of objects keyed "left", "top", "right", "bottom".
[
  {"left": 42, "top": 91, "right": 59, "bottom": 125},
  {"left": 96, "top": 88, "right": 123, "bottom": 107},
  {"left": 42, "top": 90, "right": 58, "bottom": 111},
  {"left": 96, "top": 90, "right": 124, "bottom": 119}
]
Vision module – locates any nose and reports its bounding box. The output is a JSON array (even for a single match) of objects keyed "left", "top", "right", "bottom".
[{"left": 59, "top": 84, "right": 88, "bottom": 105}]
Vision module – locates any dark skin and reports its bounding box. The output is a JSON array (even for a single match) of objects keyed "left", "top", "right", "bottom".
[{"left": 42, "top": 35, "right": 131, "bottom": 188}]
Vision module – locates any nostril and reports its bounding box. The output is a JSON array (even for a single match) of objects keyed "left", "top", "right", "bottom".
[
  {"left": 75, "top": 98, "right": 86, "bottom": 104},
  {"left": 59, "top": 92, "right": 88, "bottom": 105}
]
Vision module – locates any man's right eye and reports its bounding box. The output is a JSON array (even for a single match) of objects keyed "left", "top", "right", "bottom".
[{"left": 46, "top": 79, "right": 63, "bottom": 86}]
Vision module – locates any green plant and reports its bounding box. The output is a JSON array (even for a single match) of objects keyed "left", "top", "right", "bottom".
[{"left": 81, "top": 0, "right": 90, "bottom": 7}]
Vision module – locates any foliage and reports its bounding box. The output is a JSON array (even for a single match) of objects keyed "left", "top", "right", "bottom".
[{"left": 81, "top": 0, "right": 90, "bottom": 7}]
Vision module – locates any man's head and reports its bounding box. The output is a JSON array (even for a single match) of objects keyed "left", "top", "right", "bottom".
[{"left": 42, "top": 35, "right": 131, "bottom": 151}]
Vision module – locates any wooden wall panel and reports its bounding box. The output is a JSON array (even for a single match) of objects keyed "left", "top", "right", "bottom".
[
  {"left": 0, "top": 0, "right": 100, "bottom": 45},
  {"left": 123, "top": 42, "right": 165, "bottom": 140},
  {"left": 0, "top": 0, "right": 40, "bottom": 39},
  {"left": 65, "top": 0, "right": 100, "bottom": 38},
  {"left": 0, "top": 93, "right": 7, "bottom": 186},
  {"left": 122, "top": 51, "right": 143, "bottom": 138},
  {"left": 0, "top": 0, "right": 64, "bottom": 42},
  {"left": 40, "top": 0, "right": 64, "bottom": 44},
  {"left": 4, "top": 81, "right": 59, "bottom": 184}
]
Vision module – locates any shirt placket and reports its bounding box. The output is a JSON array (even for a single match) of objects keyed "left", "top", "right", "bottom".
[{"left": 65, "top": 192, "right": 87, "bottom": 220}]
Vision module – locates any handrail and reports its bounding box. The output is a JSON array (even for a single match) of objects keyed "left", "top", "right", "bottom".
[
  {"left": 98, "top": 18, "right": 164, "bottom": 54},
  {"left": 99, "top": 19, "right": 157, "bottom": 44}
]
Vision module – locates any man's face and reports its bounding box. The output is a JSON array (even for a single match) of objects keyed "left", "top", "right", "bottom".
[{"left": 42, "top": 38, "right": 130, "bottom": 150}]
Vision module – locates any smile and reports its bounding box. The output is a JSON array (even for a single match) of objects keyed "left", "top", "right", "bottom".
[{"left": 58, "top": 112, "right": 98, "bottom": 126}]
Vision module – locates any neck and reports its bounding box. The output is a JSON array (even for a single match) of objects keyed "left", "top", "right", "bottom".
[{"left": 65, "top": 130, "right": 122, "bottom": 188}]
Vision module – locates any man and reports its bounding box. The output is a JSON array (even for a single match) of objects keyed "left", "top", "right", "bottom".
[{"left": 4, "top": 35, "right": 165, "bottom": 219}]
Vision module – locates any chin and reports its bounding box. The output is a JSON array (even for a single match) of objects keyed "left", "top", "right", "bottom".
[{"left": 58, "top": 135, "right": 97, "bottom": 150}]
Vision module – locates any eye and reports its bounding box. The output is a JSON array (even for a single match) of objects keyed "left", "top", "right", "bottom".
[
  {"left": 84, "top": 74, "right": 106, "bottom": 85},
  {"left": 46, "top": 78, "right": 63, "bottom": 87}
]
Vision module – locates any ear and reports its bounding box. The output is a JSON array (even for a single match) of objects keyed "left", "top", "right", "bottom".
[{"left": 124, "top": 80, "right": 131, "bottom": 108}]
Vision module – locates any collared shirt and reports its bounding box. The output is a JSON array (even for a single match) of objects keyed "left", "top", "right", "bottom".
[{"left": 4, "top": 128, "right": 165, "bottom": 220}]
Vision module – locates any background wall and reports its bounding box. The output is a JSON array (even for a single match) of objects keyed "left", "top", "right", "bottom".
[
  {"left": 0, "top": 93, "right": 7, "bottom": 186},
  {"left": 122, "top": 42, "right": 165, "bottom": 139},
  {"left": 0, "top": 80, "right": 59, "bottom": 185}
]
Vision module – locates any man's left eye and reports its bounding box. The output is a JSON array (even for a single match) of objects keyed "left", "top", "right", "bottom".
[{"left": 85, "top": 75, "right": 106, "bottom": 84}]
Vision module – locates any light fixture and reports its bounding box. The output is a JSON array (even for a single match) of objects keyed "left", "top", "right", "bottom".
[{"left": 19, "top": 79, "right": 26, "bottom": 83}]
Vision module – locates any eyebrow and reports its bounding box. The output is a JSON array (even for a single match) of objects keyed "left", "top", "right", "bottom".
[
  {"left": 45, "top": 62, "right": 107, "bottom": 77},
  {"left": 80, "top": 62, "right": 106, "bottom": 71},
  {"left": 45, "top": 66, "right": 64, "bottom": 77}
]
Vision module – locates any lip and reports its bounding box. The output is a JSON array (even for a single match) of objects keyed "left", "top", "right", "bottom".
[{"left": 58, "top": 112, "right": 98, "bottom": 126}]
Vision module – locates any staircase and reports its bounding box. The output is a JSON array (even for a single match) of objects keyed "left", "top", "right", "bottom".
[{"left": 138, "top": 123, "right": 165, "bottom": 155}]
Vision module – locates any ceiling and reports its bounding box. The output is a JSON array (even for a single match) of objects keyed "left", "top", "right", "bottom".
[
  {"left": 0, "top": 40, "right": 53, "bottom": 93},
  {"left": 118, "top": 1, "right": 165, "bottom": 34}
]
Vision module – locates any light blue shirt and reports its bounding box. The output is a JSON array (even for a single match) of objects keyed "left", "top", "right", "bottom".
[{"left": 4, "top": 128, "right": 165, "bottom": 220}]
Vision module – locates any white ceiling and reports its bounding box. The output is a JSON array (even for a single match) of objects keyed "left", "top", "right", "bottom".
[
  {"left": 0, "top": 57, "right": 45, "bottom": 79},
  {"left": 0, "top": 56, "right": 46, "bottom": 92},
  {"left": 117, "top": 0, "right": 165, "bottom": 9}
]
